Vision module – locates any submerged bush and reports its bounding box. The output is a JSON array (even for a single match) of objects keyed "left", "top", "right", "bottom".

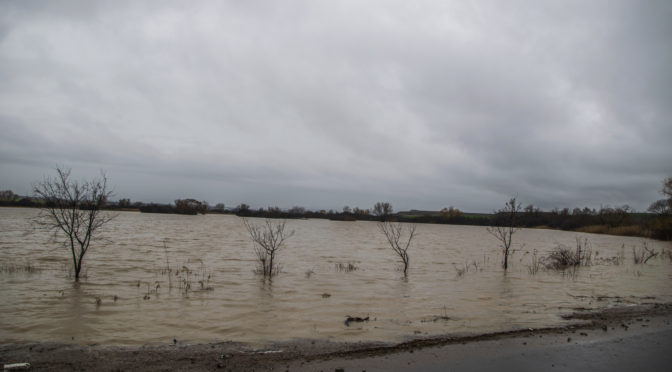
[
  {"left": 243, "top": 218, "right": 294, "bottom": 277},
  {"left": 633, "top": 241, "right": 657, "bottom": 264},
  {"left": 527, "top": 249, "right": 541, "bottom": 275},
  {"left": 545, "top": 238, "right": 592, "bottom": 270}
]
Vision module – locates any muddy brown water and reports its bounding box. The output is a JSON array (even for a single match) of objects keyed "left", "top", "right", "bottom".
[{"left": 1, "top": 207, "right": 671, "bottom": 346}]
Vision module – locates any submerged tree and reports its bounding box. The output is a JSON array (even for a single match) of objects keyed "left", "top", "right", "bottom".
[
  {"left": 33, "top": 168, "right": 114, "bottom": 280},
  {"left": 487, "top": 197, "right": 522, "bottom": 270},
  {"left": 378, "top": 221, "right": 417, "bottom": 276},
  {"left": 243, "top": 218, "right": 294, "bottom": 277}
]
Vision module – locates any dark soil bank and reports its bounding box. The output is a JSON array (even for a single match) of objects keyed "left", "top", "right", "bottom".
[{"left": 2, "top": 303, "right": 672, "bottom": 371}]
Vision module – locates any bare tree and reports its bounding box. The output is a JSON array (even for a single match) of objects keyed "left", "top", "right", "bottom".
[
  {"left": 243, "top": 218, "right": 294, "bottom": 277},
  {"left": 487, "top": 197, "right": 521, "bottom": 270},
  {"left": 378, "top": 221, "right": 417, "bottom": 275},
  {"left": 648, "top": 177, "right": 672, "bottom": 240},
  {"left": 288, "top": 206, "right": 306, "bottom": 215},
  {"left": 33, "top": 168, "right": 114, "bottom": 281},
  {"left": 0, "top": 190, "right": 17, "bottom": 202},
  {"left": 664, "top": 177, "right": 672, "bottom": 198},
  {"left": 648, "top": 199, "right": 670, "bottom": 214},
  {"left": 652, "top": 176, "right": 672, "bottom": 213},
  {"left": 373, "top": 201, "right": 393, "bottom": 221}
]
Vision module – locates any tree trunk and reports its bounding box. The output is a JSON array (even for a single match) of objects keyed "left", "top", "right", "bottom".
[
  {"left": 74, "top": 260, "right": 81, "bottom": 280},
  {"left": 70, "top": 237, "right": 80, "bottom": 280}
]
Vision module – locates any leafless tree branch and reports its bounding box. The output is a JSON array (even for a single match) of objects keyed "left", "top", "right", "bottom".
[
  {"left": 243, "top": 218, "right": 294, "bottom": 277},
  {"left": 33, "top": 167, "right": 114, "bottom": 280},
  {"left": 378, "top": 221, "right": 417, "bottom": 275},
  {"left": 487, "top": 197, "right": 521, "bottom": 270}
]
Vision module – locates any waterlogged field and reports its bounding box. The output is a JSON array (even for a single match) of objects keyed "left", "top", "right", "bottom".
[{"left": 1, "top": 207, "right": 671, "bottom": 346}]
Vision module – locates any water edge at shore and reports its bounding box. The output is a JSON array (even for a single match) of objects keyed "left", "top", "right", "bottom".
[{"left": 2, "top": 303, "right": 671, "bottom": 371}]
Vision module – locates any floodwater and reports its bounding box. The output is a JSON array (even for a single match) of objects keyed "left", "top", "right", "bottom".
[{"left": 1, "top": 207, "right": 671, "bottom": 346}]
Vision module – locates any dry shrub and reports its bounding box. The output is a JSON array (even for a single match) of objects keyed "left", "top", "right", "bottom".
[
  {"left": 608, "top": 225, "right": 649, "bottom": 237},
  {"left": 594, "top": 244, "right": 626, "bottom": 265},
  {"left": 545, "top": 238, "right": 592, "bottom": 270},
  {"left": 633, "top": 241, "right": 657, "bottom": 264},
  {"left": 546, "top": 245, "right": 580, "bottom": 269},
  {"left": 454, "top": 260, "right": 481, "bottom": 277},
  {"left": 575, "top": 225, "right": 649, "bottom": 238},
  {"left": 159, "top": 242, "right": 213, "bottom": 297},
  {"left": 659, "top": 248, "right": 672, "bottom": 262},
  {"left": 575, "top": 225, "right": 610, "bottom": 234},
  {"left": 527, "top": 249, "right": 541, "bottom": 275}
]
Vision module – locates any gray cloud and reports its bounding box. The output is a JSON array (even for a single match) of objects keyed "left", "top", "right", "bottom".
[{"left": 1, "top": 0, "right": 670, "bottom": 212}]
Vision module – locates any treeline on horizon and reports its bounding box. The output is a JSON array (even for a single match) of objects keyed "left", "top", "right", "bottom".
[{"left": 2, "top": 189, "right": 670, "bottom": 241}]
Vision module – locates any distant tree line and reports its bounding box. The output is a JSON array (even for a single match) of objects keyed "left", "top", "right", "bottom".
[
  {"left": 3, "top": 176, "right": 671, "bottom": 240},
  {"left": 223, "top": 201, "right": 666, "bottom": 241},
  {"left": 0, "top": 190, "right": 40, "bottom": 207},
  {"left": 138, "top": 199, "right": 208, "bottom": 215}
]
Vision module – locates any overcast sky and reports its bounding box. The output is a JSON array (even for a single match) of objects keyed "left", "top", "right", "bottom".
[{"left": 1, "top": 0, "right": 670, "bottom": 213}]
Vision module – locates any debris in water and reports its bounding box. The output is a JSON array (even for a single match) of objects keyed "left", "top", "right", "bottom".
[
  {"left": 3, "top": 363, "right": 31, "bottom": 371},
  {"left": 345, "top": 315, "right": 369, "bottom": 327}
]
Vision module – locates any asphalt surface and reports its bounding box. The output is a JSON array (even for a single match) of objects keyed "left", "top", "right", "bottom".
[{"left": 290, "top": 317, "right": 672, "bottom": 372}]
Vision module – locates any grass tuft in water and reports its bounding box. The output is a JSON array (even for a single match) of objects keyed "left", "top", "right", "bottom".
[
  {"left": 335, "top": 262, "right": 359, "bottom": 272},
  {"left": 0, "top": 262, "right": 41, "bottom": 274}
]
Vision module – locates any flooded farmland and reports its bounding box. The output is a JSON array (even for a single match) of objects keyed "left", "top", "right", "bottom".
[{"left": 1, "top": 207, "right": 671, "bottom": 346}]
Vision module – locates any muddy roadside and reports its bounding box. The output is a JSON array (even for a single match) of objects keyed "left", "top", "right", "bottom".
[{"left": 2, "top": 303, "right": 672, "bottom": 371}]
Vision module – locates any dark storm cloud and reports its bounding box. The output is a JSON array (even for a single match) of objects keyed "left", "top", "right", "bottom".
[{"left": 0, "top": 0, "right": 670, "bottom": 212}]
